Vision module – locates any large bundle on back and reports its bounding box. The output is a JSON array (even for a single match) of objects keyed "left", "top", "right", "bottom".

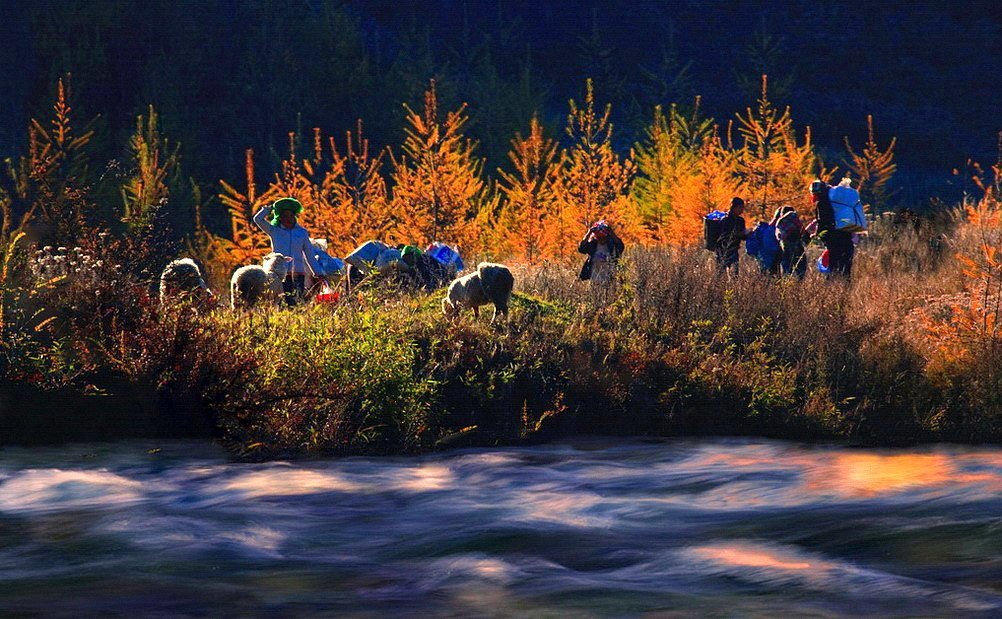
[
  {"left": 829, "top": 183, "right": 867, "bottom": 232},
  {"left": 345, "top": 240, "right": 391, "bottom": 276},
  {"left": 425, "top": 242, "right": 464, "bottom": 275},
  {"left": 310, "top": 239, "right": 346, "bottom": 282},
  {"left": 703, "top": 210, "right": 728, "bottom": 250},
  {"left": 746, "top": 222, "right": 780, "bottom": 270}
]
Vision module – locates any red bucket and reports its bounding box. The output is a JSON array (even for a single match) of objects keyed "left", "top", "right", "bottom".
[{"left": 315, "top": 288, "right": 340, "bottom": 304}]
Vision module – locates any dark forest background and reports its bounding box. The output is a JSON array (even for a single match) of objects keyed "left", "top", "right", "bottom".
[{"left": 1, "top": 0, "right": 999, "bottom": 233}]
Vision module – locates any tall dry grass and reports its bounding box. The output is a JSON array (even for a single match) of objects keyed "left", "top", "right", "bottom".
[{"left": 3, "top": 205, "right": 999, "bottom": 454}]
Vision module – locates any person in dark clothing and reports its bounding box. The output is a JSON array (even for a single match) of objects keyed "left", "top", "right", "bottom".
[
  {"left": 715, "top": 197, "right": 747, "bottom": 272},
  {"left": 578, "top": 220, "right": 625, "bottom": 283},
  {"left": 771, "top": 205, "right": 807, "bottom": 278},
  {"left": 810, "top": 181, "right": 854, "bottom": 278}
]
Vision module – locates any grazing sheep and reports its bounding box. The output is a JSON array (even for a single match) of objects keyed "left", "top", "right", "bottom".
[
  {"left": 442, "top": 262, "right": 514, "bottom": 322},
  {"left": 159, "top": 258, "right": 211, "bottom": 306},
  {"left": 230, "top": 252, "right": 293, "bottom": 309}
]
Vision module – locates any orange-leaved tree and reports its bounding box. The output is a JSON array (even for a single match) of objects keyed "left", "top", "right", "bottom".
[
  {"left": 390, "top": 80, "right": 496, "bottom": 251},
  {"left": 2, "top": 76, "right": 98, "bottom": 244},
  {"left": 333, "top": 121, "right": 391, "bottom": 249},
  {"left": 286, "top": 124, "right": 390, "bottom": 254},
  {"left": 630, "top": 99, "right": 717, "bottom": 244},
  {"left": 733, "top": 75, "right": 819, "bottom": 222},
  {"left": 926, "top": 154, "right": 1002, "bottom": 357},
  {"left": 203, "top": 149, "right": 271, "bottom": 273},
  {"left": 844, "top": 115, "right": 897, "bottom": 212},
  {"left": 668, "top": 132, "right": 743, "bottom": 243},
  {"left": 495, "top": 115, "right": 561, "bottom": 263},
  {"left": 203, "top": 121, "right": 392, "bottom": 271},
  {"left": 552, "top": 79, "right": 636, "bottom": 251}
]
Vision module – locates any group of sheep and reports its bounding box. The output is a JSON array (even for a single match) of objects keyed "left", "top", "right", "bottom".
[{"left": 159, "top": 251, "right": 514, "bottom": 321}]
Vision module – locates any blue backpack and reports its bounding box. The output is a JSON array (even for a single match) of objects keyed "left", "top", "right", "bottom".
[{"left": 746, "top": 222, "right": 780, "bottom": 269}]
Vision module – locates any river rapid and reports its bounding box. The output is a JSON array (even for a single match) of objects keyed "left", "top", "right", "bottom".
[{"left": 1, "top": 438, "right": 1000, "bottom": 617}]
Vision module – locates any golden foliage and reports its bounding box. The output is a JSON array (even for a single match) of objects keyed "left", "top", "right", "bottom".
[
  {"left": 918, "top": 154, "right": 1001, "bottom": 371},
  {"left": 122, "top": 105, "right": 179, "bottom": 233},
  {"left": 845, "top": 115, "right": 897, "bottom": 209},
  {"left": 552, "top": 79, "right": 635, "bottom": 250},
  {"left": 202, "top": 121, "right": 392, "bottom": 271},
  {"left": 733, "top": 75, "right": 818, "bottom": 222},
  {"left": 391, "top": 80, "right": 496, "bottom": 251},
  {"left": 630, "top": 99, "right": 725, "bottom": 244},
  {"left": 495, "top": 115, "right": 560, "bottom": 263},
  {"left": 197, "top": 74, "right": 904, "bottom": 264}
]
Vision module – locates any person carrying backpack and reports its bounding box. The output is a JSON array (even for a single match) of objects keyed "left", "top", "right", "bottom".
[
  {"left": 810, "top": 181, "right": 854, "bottom": 278},
  {"left": 771, "top": 205, "right": 807, "bottom": 278},
  {"left": 715, "top": 197, "right": 747, "bottom": 272}
]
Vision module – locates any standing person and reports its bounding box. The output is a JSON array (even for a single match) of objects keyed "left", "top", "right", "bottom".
[
  {"left": 771, "top": 205, "right": 807, "bottom": 278},
  {"left": 810, "top": 181, "right": 854, "bottom": 278},
  {"left": 578, "top": 220, "right": 625, "bottom": 285},
  {"left": 253, "top": 197, "right": 325, "bottom": 305},
  {"left": 715, "top": 197, "right": 747, "bottom": 272}
]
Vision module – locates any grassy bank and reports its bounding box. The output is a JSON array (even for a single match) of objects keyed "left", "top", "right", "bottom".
[{"left": 2, "top": 210, "right": 999, "bottom": 456}]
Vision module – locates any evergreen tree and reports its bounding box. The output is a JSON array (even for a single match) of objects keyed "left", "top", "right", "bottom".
[
  {"left": 121, "top": 105, "right": 179, "bottom": 235},
  {"left": 844, "top": 115, "right": 897, "bottom": 210},
  {"left": 734, "top": 75, "right": 816, "bottom": 221},
  {"left": 552, "top": 80, "right": 635, "bottom": 247},
  {"left": 496, "top": 115, "right": 560, "bottom": 262},
  {"left": 391, "top": 81, "right": 495, "bottom": 250},
  {"left": 630, "top": 100, "right": 713, "bottom": 243}
]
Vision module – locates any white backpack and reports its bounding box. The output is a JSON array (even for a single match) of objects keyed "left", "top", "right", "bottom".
[{"left": 829, "top": 185, "right": 867, "bottom": 232}]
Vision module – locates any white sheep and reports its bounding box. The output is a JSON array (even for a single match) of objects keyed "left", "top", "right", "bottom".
[
  {"left": 159, "top": 258, "right": 211, "bottom": 306},
  {"left": 442, "top": 262, "right": 514, "bottom": 322},
  {"left": 230, "top": 252, "right": 293, "bottom": 309}
]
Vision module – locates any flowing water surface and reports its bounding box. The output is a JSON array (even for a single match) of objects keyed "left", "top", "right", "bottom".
[{"left": 1, "top": 438, "right": 1000, "bottom": 617}]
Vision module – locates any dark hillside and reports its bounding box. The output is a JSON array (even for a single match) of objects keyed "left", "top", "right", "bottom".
[{"left": 0, "top": 0, "right": 998, "bottom": 206}]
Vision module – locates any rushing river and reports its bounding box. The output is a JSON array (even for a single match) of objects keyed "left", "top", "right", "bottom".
[{"left": 1, "top": 438, "right": 1000, "bottom": 617}]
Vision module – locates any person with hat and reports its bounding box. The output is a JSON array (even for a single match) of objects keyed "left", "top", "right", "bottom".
[
  {"left": 578, "top": 219, "right": 625, "bottom": 285},
  {"left": 253, "top": 197, "right": 325, "bottom": 305}
]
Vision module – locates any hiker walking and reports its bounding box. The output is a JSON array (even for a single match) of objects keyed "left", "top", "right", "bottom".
[
  {"left": 253, "top": 197, "right": 325, "bottom": 305},
  {"left": 578, "top": 220, "right": 625, "bottom": 285},
  {"left": 810, "top": 181, "right": 854, "bottom": 278},
  {"left": 715, "top": 197, "right": 747, "bottom": 272},
  {"left": 771, "top": 205, "right": 807, "bottom": 278}
]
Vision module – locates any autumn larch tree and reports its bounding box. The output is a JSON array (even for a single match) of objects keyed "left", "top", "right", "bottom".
[
  {"left": 391, "top": 80, "right": 496, "bottom": 251},
  {"left": 552, "top": 79, "right": 635, "bottom": 251},
  {"left": 496, "top": 115, "right": 560, "bottom": 263},
  {"left": 845, "top": 115, "right": 897, "bottom": 211}
]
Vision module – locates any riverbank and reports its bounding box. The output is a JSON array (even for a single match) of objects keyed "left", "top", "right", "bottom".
[{"left": 3, "top": 230, "right": 999, "bottom": 456}]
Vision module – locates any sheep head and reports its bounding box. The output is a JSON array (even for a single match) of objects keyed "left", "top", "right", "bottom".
[{"left": 262, "top": 252, "right": 293, "bottom": 280}]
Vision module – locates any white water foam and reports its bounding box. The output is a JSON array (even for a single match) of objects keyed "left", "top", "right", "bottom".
[{"left": 0, "top": 468, "right": 147, "bottom": 514}]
